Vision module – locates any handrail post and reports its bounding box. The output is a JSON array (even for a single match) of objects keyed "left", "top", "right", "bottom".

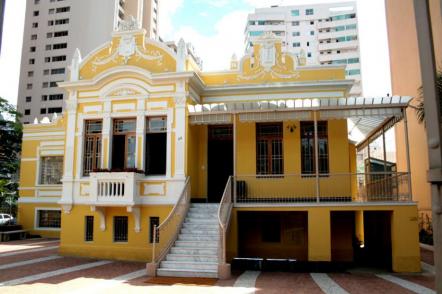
[
  {"left": 152, "top": 225, "right": 157, "bottom": 263},
  {"left": 403, "top": 110, "right": 413, "bottom": 201}
]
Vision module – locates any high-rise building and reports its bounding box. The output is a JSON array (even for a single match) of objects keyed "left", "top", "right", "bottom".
[
  {"left": 244, "top": 2, "right": 362, "bottom": 96},
  {"left": 386, "top": 0, "right": 442, "bottom": 218},
  {"left": 0, "top": 0, "right": 5, "bottom": 54},
  {"left": 17, "top": 0, "right": 159, "bottom": 124}
]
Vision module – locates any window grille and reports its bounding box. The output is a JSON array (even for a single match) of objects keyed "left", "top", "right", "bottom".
[
  {"left": 149, "top": 217, "right": 159, "bottom": 243},
  {"left": 146, "top": 117, "right": 167, "bottom": 133},
  {"left": 301, "top": 121, "right": 329, "bottom": 174},
  {"left": 83, "top": 120, "right": 102, "bottom": 176},
  {"left": 37, "top": 210, "right": 61, "bottom": 228},
  {"left": 113, "top": 216, "right": 128, "bottom": 242},
  {"left": 256, "top": 123, "right": 283, "bottom": 175},
  {"left": 40, "top": 156, "right": 63, "bottom": 184},
  {"left": 85, "top": 216, "right": 94, "bottom": 241}
]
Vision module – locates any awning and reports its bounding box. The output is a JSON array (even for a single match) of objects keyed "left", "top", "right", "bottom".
[{"left": 188, "top": 96, "right": 412, "bottom": 143}]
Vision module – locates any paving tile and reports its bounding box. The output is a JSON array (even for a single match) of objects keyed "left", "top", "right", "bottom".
[
  {"left": 329, "top": 273, "right": 415, "bottom": 294},
  {"left": 255, "top": 272, "right": 323, "bottom": 294},
  {"left": 392, "top": 274, "right": 435, "bottom": 291},
  {"left": 0, "top": 256, "right": 101, "bottom": 283},
  {"left": 0, "top": 248, "right": 59, "bottom": 265}
]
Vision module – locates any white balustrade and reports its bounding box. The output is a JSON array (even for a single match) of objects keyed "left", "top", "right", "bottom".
[{"left": 89, "top": 172, "right": 142, "bottom": 206}]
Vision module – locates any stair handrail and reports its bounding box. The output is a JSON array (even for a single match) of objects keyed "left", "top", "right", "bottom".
[
  {"left": 217, "top": 176, "right": 233, "bottom": 264},
  {"left": 152, "top": 177, "right": 191, "bottom": 264}
]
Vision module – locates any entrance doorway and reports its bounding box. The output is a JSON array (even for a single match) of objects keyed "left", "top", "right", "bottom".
[{"left": 207, "top": 125, "right": 233, "bottom": 202}]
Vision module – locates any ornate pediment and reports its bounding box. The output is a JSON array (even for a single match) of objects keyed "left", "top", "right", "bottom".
[
  {"left": 90, "top": 32, "right": 163, "bottom": 72},
  {"left": 238, "top": 32, "right": 300, "bottom": 81}
]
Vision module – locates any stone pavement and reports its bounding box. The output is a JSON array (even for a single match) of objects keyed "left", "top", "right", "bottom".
[{"left": 0, "top": 239, "right": 436, "bottom": 293}]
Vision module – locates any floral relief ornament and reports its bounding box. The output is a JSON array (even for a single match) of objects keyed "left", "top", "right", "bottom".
[{"left": 91, "top": 34, "right": 163, "bottom": 71}]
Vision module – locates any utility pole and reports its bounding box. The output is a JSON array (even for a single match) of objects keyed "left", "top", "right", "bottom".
[{"left": 413, "top": 0, "right": 442, "bottom": 292}]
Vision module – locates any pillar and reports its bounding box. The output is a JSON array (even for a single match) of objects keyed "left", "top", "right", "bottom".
[{"left": 308, "top": 208, "right": 331, "bottom": 261}]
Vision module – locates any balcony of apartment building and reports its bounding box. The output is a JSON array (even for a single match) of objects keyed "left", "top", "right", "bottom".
[
  {"left": 317, "top": 28, "right": 358, "bottom": 42},
  {"left": 318, "top": 39, "right": 358, "bottom": 52},
  {"left": 187, "top": 96, "right": 413, "bottom": 208},
  {"left": 319, "top": 51, "right": 359, "bottom": 63},
  {"left": 317, "top": 16, "right": 357, "bottom": 30}
]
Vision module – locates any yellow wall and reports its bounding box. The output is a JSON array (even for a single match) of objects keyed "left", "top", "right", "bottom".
[
  {"left": 187, "top": 125, "right": 208, "bottom": 198},
  {"left": 18, "top": 203, "right": 61, "bottom": 238},
  {"left": 226, "top": 205, "right": 420, "bottom": 272},
  {"left": 60, "top": 205, "right": 172, "bottom": 262}
]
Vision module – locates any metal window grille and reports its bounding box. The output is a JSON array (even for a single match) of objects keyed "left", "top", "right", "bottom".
[
  {"left": 113, "top": 119, "right": 136, "bottom": 133},
  {"left": 40, "top": 156, "right": 63, "bottom": 184},
  {"left": 256, "top": 123, "right": 283, "bottom": 175},
  {"left": 301, "top": 121, "right": 329, "bottom": 175},
  {"left": 38, "top": 210, "right": 61, "bottom": 228},
  {"left": 85, "top": 216, "right": 94, "bottom": 242},
  {"left": 113, "top": 216, "right": 128, "bottom": 242},
  {"left": 146, "top": 117, "right": 167, "bottom": 133},
  {"left": 149, "top": 217, "right": 159, "bottom": 243},
  {"left": 83, "top": 120, "right": 102, "bottom": 176}
]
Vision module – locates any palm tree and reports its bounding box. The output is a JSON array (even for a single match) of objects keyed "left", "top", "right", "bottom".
[{"left": 415, "top": 69, "right": 442, "bottom": 124}]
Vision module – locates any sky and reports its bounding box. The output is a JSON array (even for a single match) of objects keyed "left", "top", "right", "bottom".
[{"left": 0, "top": 0, "right": 392, "bottom": 107}]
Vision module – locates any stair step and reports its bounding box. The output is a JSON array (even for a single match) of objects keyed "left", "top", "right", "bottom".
[
  {"left": 166, "top": 254, "right": 218, "bottom": 262},
  {"left": 187, "top": 212, "right": 218, "bottom": 219},
  {"left": 157, "top": 268, "right": 218, "bottom": 278},
  {"left": 178, "top": 234, "right": 219, "bottom": 241},
  {"left": 189, "top": 207, "right": 218, "bottom": 213},
  {"left": 175, "top": 240, "right": 218, "bottom": 248},
  {"left": 170, "top": 247, "right": 218, "bottom": 255},
  {"left": 182, "top": 223, "right": 219, "bottom": 230},
  {"left": 185, "top": 218, "right": 218, "bottom": 224},
  {"left": 160, "top": 260, "right": 218, "bottom": 271},
  {"left": 181, "top": 228, "right": 219, "bottom": 235}
]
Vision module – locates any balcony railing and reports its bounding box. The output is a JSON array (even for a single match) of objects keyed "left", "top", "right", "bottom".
[
  {"left": 89, "top": 172, "right": 143, "bottom": 206},
  {"left": 233, "top": 172, "right": 411, "bottom": 205}
]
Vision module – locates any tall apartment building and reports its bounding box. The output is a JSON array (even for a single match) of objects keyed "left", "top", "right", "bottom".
[
  {"left": 245, "top": 2, "right": 362, "bottom": 96},
  {"left": 17, "top": 0, "right": 159, "bottom": 124},
  {"left": 0, "top": 0, "right": 5, "bottom": 54}
]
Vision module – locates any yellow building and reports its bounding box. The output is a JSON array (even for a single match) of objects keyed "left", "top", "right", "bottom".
[{"left": 18, "top": 22, "right": 420, "bottom": 278}]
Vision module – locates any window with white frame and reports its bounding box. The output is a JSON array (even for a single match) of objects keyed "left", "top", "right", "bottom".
[
  {"left": 37, "top": 209, "right": 61, "bottom": 228},
  {"left": 39, "top": 156, "right": 63, "bottom": 184}
]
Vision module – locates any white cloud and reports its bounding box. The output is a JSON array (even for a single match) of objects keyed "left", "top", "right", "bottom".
[
  {"left": 199, "top": 11, "right": 209, "bottom": 17},
  {"left": 159, "top": 0, "right": 184, "bottom": 38},
  {"left": 171, "top": 10, "right": 250, "bottom": 71},
  {"left": 207, "top": 0, "right": 231, "bottom": 8}
]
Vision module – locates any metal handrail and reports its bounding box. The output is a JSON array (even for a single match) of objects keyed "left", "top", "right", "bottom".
[
  {"left": 152, "top": 177, "right": 191, "bottom": 264},
  {"left": 217, "top": 176, "right": 233, "bottom": 264}
]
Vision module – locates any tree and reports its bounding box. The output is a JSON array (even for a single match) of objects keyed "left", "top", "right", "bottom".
[
  {"left": 415, "top": 69, "right": 442, "bottom": 124},
  {"left": 0, "top": 98, "right": 22, "bottom": 213}
]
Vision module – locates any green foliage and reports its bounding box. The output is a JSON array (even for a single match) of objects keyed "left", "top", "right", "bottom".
[
  {"left": 0, "top": 98, "right": 22, "bottom": 210},
  {"left": 415, "top": 69, "right": 442, "bottom": 124}
]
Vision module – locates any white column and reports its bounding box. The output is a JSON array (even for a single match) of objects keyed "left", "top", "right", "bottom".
[
  {"left": 136, "top": 97, "right": 146, "bottom": 170},
  {"left": 174, "top": 84, "right": 187, "bottom": 179},
  {"left": 102, "top": 101, "right": 112, "bottom": 169},
  {"left": 60, "top": 94, "right": 77, "bottom": 213}
]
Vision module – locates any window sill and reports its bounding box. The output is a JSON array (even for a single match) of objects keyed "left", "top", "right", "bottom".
[{"left": 34, "top": 227, "right": 61, "bottom": 231}]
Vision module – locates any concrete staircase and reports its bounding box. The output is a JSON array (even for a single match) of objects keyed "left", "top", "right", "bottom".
[{"left": 156, "top": 203, "right": 220, "bottom": 278}]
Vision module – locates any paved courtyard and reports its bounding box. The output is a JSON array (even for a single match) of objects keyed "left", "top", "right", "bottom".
[{"left": 0, "top": 239, "right": 436, "bottom": 293}]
